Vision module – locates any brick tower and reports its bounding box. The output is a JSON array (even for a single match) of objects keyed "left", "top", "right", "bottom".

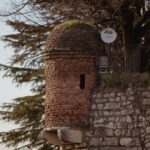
[{"left": 43, "top": 20, "right": 104, "bottom": 145}]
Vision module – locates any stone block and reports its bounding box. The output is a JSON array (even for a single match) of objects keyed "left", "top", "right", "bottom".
[
  {"left": 41, "top": 130, "right": 61, "bottom": 145},
  {"left": 143, "top": 91, "right": 150, "bottom": 98},
  {"left": 97, "top": 93, "right": 102, "bottom": 98},
  {"left": 143, "top": 99, "right": 150, "bottom": 105},
  {"left": 146, "top": 127, "right": 150, "bottom": 134},
  {"left": 107, "top": 129, "right": 114, "bottom": 136},
  {"left": 128, "top": 96, "right": 134, "bottom": 101},
  {"left": 107, "top": 122, "right": 116, "bottom": 129},
  {"left": 126, "top": 116, "right": 132, "bottom": 123},
  {"left": 120, "top": 138, "right": 133, "bottom": 146},
  {"left": 109, "top": 98, "right": 115, "bottom": 102},
  {"left": 116, "top": 97, "right": 120, "bottom": 102},
  {"left": 92, "top": 94, "right": 97, "bottom": 99},
  {"left": 94, "top": 126, "right": 106, "bottom": 137},
  {"left": 103, "top": 111, "right": 110, "bottom": 116},
  {"left": 58, "top": 129, "right": 84, "bottom": 143},
  {"left": 103, "top": 93, "right": 109, "bottom": 98},
  {"left": 102, "top": 137, "right": 118, "bottom": 146},
  {"left": 145, "top": 141, "right": 150, "bottom": 148},
  {"left": 121, "top": 96, "right": 126, "bottom": 101},
  {"left": 117, "top": 92, "right": 122, "bottom": 96},
  {"left": 97, "top": 104, "right": 103, "bottom": 109},
  {"left": 92, "top": 104, "right": 97, "bottom": 110},
  {"left": 110, "top": 92, "right": 115, "bottom": 98},
  {"left": 114, "top": 129, "right": 121, "bottom": 136},
  {"left": 90, "top": 138, "right": 100, "bottom": 146}
]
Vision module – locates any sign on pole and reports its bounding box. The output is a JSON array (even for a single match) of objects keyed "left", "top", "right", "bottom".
[{"left": 101, "top": 27, "right": 117, "bottom": 44}]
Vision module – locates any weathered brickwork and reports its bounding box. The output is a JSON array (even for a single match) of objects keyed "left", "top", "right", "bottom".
[
  {"left": 61, "top": 87, "right": 150, "bottom": 150},
  {"left": 45, "top": 56, "right": 97, "bottom": 128},
  {"left": 45, "top": 21, "right": 102, "bottom": 129}
]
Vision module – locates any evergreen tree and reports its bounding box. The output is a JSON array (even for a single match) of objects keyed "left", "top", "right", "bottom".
[
  {"left": 0, "top": 0, "right": 150, "bottom": 150},
  {"left": 0, "top": 21, "right": 59, "bottom": 149}
]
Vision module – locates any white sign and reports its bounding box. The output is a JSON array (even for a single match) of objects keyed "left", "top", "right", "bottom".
[{"left": 101, "top": 27, "right": 117, "bottom": 43}]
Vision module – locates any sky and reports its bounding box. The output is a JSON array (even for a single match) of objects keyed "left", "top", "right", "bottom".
[{"left": 0, "top": 0, "right": 32, "bottom": 149}]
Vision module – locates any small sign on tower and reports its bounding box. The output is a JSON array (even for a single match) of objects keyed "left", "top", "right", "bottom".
[{"left": 101, "top": 27, "right": 117, "bottom": 44}]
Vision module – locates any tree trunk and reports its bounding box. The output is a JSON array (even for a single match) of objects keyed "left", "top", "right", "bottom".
[{"left": 126, "top": 47, "right": 141, "bottom": 73}]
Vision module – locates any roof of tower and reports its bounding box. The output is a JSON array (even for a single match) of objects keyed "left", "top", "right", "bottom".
[{"left": 45, "top": 20, "right": 104, "bottom": 53}]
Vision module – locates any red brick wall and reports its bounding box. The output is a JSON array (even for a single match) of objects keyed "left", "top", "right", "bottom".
[{"left": 45, "top": 56, "right": 97, "bottom": 128}]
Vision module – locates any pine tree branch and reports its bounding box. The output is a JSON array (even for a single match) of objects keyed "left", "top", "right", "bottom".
[{"left": 0, "top": 64, "right": 38, "bottom": 71}]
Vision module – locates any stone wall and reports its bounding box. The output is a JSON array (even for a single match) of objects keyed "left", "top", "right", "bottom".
[{"left": 61, "top": 87, "right": 150, "bottom": 150}]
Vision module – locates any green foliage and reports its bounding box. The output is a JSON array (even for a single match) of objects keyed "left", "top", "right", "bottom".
[
  {"left": 100, "top": 72, "right": 150, "bottom": 90},
  {"left": 53, "top": 20, "right": 94, "bottom": 30},
  {"left": 0, "top": 19, "right": 51, "bottom": 150},
  {"left": 3, "top": 21, "right": 51, "bottom": 67},
  {"left": 0, "top": 95, "right": 44, "bottom": 148},
  {"left": 54, "top": 20, "right": 82, "bottom": 30}
]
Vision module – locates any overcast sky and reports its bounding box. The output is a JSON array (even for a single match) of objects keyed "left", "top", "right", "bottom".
[{"left": 0, "top": 0, "right": 32, "bottom": 149}]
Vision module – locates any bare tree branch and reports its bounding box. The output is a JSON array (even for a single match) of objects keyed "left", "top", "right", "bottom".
[{"left": 0, "top": 0, "right": 31, "bottom": 17}]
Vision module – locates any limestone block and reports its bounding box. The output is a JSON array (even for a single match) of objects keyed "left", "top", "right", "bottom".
[
  {"left": 114, "top": 129, "right": 121, "bottom": 136},
  {"left": 97, "top": 104, "right": 103, "bottom": 109},
  {"left": 117, "top": 92, "right": 122, "bottom": 96},
  {"left": 120, "top": 138, "right": 133, "bottom": 146},
  {"left": 58, "top": 128, "right": 84, "bottom": 143},
  {"left": 110, "top": 92, "right": 115, "bottom": 98},
  {"left": 121, "top": 96, "right": 126, "bottom": 101},
  {"left": 146, "top": 127, "right": 150, "bottom": 134},
  {"left": 146, "top": 109, "right": 150, "bottom": 115},
  {"left": 145, "top": 140, "right": 150, "bottom": 148},
  {"left": 92, "top": 94, "right": 97, "bottom": 99},
  {"left": 41, "top": 130, "right": 61, "bottom": 145},
  {"left": 103, "top": 111, "right": 109, "bottom": 116},
  {"left": 107, "top": 122, "right": 116, "bottom": 129},
  {"left": 103, "top": 137, "right": 118, "bottom": 146},
  {"left": 116, "top": 97, "right": 120, "bottom": 102},
  {"left": 107, "top": 129, "right": 114, "bottom": 136},
  {"left": 94, "top": 118, "right": 104, "bottom": 124},
  {"left": 120, "top": 116, "right": 126, "bottom": 122},
  {"left": 100, "top": 98, "right": 108, "bottom": 103},
  {"left": 127, "top": 101, "right": 132, "bottom": 105},
  {"left": 94, "top": 111, "right": 98, "bottom": 117},
  {"left": 92, "top": 104, "right": 97, "bottom": 110},
  {"left": 128, "top": 96, "right": 134, "bottom": 101},
  {"left": 126, "top": 116, "right": 132, "bottom": 123},
  {"left": 89, "top": 138, "right": 100, "bottom": 146},
  {"left": 97, "top": 93, "right": 102, "bottom": 98},
  {"left": 103, "top": 93, "right": 109, "bottom": 98},
  {"left": 97, "top": 118, "right": 104, "bottom": 124},
  {"left": 104, "top": 103, "right": 119, "bottom": 110},
  {"left": 143, "top": 99, "right": 150, "bottom": 105},
  {"left": 94, "top": 126, "right": 106, "bottom": 137},
  {"left": 109, "top": 98, "right": 115, "bottom": 102},
  {"left": 143, "top": 91, "right": 150, "bottom": 98}
]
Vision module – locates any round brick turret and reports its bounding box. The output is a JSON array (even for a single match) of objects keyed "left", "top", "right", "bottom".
[{"left": 45, "top": 20, "right": 104, "bottom": 130}]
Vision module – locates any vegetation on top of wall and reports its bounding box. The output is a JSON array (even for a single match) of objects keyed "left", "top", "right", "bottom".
[
  {"left": 54, "top": 20, "right": 82, "bottom": 30},
  {"left": 99, "top": 72, "right": 150, "bottom": 90},
  {"left": 53, "top": 20, "right": 96, "bottom": 32}
]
